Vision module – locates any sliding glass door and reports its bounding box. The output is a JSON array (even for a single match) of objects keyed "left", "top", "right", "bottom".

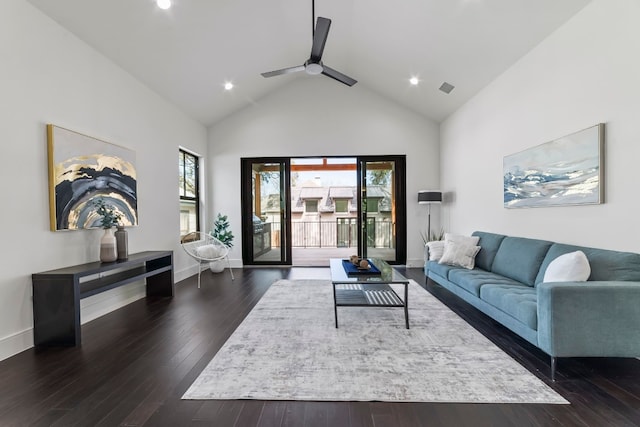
[
  {"left": 241, "top": 155, "right": 405, "bottom": 265},
  {"left": 358, "top": 156, "right": 406, "bottom": 264},
  {"left": 241, "top": 158, "right": 291, "bottom": 264}
]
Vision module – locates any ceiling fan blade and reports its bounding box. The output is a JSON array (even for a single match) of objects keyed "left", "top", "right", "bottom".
[
  {"left": 310, "top": 17, "right": 331, "bottom": 62},
  {"left": 321, "top": 65, "right": 357, "bottom": 87},
  {"left": 261, "top": 65, "right": 306, "bottom": 78}
]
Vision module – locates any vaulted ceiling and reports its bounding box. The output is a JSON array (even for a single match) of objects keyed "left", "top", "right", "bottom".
[{"left": 26, "top": 0, "right": 591, "bottom": 126}]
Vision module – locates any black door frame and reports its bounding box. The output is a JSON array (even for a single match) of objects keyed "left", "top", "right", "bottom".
[
  {"left": 357, "top": 155, "right": 407, "bottom": 264},
  {"left": 240, "top": 158, "right": 292, "bottom": 265},
  {"left": 241, "top": 155, "right": 406, "bottom": 266}
]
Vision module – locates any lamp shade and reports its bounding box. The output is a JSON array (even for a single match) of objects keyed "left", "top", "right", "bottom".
[{"left": 418, "top": 190, "right": 442, "bottom": 204}]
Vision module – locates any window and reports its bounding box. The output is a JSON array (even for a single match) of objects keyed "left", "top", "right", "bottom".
[
  {"left": 179, "top": 149, "right": 200, "bottom": 235},
  {"left": 366, "top": 198, "right": 379, "bottom": 213},
  {"left": 305, "top": 200, "right": 318, "bottom": 213},
  {"left": 335, "top": 199, "right": 348, "bottom": 213}
]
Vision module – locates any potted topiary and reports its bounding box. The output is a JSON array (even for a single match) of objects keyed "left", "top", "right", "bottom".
[{"left": 209, "top": 213, "right": 234, "bottom": 272}]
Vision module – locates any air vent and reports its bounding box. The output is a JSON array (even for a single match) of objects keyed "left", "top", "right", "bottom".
[{"left": 439, "top": 82, "right": 455, "bottom": 94}]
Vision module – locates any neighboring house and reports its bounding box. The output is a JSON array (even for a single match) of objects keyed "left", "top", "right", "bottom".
[{"left": 260, "top": 182, "right": 393, "bottom": 248}]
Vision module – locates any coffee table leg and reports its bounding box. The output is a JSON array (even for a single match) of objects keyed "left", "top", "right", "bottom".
[
  {"left": 404, "top": 282, "right": 409, "bottom": 329},
  {"left": 333, "top": 282, "right": 339, "bottom": 328}
]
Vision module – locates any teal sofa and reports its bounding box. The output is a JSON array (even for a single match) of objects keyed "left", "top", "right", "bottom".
[{"left": 425, "top": 231, "right": 640, "bottom": 380}]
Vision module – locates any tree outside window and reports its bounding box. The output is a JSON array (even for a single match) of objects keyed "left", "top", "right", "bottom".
[{"left": 179, "top": 150, "right": 200, "bottom": 235}]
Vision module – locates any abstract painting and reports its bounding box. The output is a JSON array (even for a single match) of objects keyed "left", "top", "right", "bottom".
[
  {"left": 47, "top": 124, "right": 138, "bottom": 231},
  {"left": 503, "top": 124, "right": 604, "bottom": 208}
]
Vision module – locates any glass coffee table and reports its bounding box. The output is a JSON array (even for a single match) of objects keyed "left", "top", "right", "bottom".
[{"left": 329, "top": 258, "right": 410, "bottom": 329}]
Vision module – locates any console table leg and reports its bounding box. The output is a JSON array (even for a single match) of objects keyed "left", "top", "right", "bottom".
[
  {"left": 32, "top": 277, "right": 80, "bottom": 346},
  {"left": 146, "top": 255, "right": 174, "bottom": 297}
]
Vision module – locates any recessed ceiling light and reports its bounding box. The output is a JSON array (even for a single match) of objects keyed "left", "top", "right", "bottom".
[
  {"left": 409, "top": 77, "right": 419, "bottom": 86},
  {"left": 157, "top": 0, "right": 171, "bottom": 10},
  {"left": 224, "top": 82, "right": 234, "bottom": 91}
]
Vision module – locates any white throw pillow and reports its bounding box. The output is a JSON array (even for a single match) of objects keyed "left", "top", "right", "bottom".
[
  {"left": 444, "top": 233, "right": 480, "bottom": 247},
  {"left": 438, "top": 241, "right": 481, "bottom": 270},
  {"left": 543, "top": 251, "right": 591, "bottom": 283},
  {"left": 195, "top": 244, "right": 222, "bottom": 259},
  {"left": 426, "top": 241, "right": 446, "bottom": 261}
]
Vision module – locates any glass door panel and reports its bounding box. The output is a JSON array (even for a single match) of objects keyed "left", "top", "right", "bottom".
[
  {"left": 358, "top": 156, "right": 406, "bottom": 264},
  {"left": 241, "top": 159, "right": 291, "bottom": 264}
]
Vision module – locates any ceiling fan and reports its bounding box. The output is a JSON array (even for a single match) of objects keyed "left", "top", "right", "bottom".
[{"left": 261, "top": 3, "right": 357, "bottom": 87}]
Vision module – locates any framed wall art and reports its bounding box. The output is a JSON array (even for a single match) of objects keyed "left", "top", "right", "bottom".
[
  {"left": 47, "top": 124, "right": 138, "bottom": 231},
  {"left": 503, "top": 123, "right": 605, "bottom": 209}
]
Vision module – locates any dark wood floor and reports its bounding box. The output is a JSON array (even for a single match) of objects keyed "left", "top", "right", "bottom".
[{"left": 2, "top": 267, "right": 640, "bottom": 427}]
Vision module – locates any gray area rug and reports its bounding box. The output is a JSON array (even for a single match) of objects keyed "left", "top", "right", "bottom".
[{"left": 183, "top": 279, "right": 568, "bottom": 403}]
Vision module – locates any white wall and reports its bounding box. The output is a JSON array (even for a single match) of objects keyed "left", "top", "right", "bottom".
[
  {"left": 0, "top": 0, "right": 207, "bottom": 361},
  {"left": 208, "top": 76, "right": 440, "bottom": 267},
  {"left": 440, "top": 0, "right": 640, "bottom": 252}
]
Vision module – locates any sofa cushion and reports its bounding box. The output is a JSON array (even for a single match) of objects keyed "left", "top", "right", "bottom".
[
  {"left": 535, "top": 243, "right": 640, "bottom": 285},
  {"left": 472, "top": 231, "right": 507, "bottom": 271},
  {"left": 480, "top": 284, "right": 538, "bottom": 330},
  {"left": 426, "top": 261, "right": 460, "bottom": 280},
  {"left": 448, "top": 269, "right": 524, "bottom": 297},
  {"left": 426, "top": 240, "right": 445, "bottom": 261},
  {"left": 491, "top": 237, "right": 552, "bottom": 286},
  {"left": 438, "top": 241, "right": 481, "bottom": 269},
  {"left": 543, "top": 250, "right": 590, "bottom": 283},
  {"left": 444, "top": 233, "right": 480, "bottom": 246}
]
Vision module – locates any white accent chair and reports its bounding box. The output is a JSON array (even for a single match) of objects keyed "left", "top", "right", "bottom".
[{"left": 181, "top": 231, "right": 235, "bottom": 288}]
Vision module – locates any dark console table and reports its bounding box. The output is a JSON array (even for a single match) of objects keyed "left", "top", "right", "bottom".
[{"left": 32, "top": 251, "right": 174, "bottom": 347}]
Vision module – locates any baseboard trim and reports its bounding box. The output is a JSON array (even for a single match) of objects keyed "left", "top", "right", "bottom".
[
  {"left": 175, "top": 260, "right": 242, "bottom": 284},
  {"left": 80, "top": 281, "right": 146, "bottom": 324},
  {"left": 175, "top": 264, "right": 200, "bottom": 283},
  {"left": 0, "top": 328, "right": 33, "bottom": 362},
  {"left": 405, "top": 258, "right": 426, "bottom": 269},
  {"left": 1, "top": 264, "right": 245, "bottom": 362},
  {"left": 0, "top": 282, "right": 147, "bottom": 362}
]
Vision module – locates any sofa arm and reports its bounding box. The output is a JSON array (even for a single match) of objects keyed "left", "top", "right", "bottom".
[{"left": 537, "top": 281, "right": 640, "bottom": 357}]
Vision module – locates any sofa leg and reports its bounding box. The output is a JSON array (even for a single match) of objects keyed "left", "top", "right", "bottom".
[{"left": 550, "top": 356, "right": 557, "bottom": 382}]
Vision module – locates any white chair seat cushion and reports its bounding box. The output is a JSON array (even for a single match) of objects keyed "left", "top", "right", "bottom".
[
  {"left": 543, "top": 250, "right": 591, "bottom": 283},
  {"left": 195, "top": 244, "right": 223, "bottom": 259}
]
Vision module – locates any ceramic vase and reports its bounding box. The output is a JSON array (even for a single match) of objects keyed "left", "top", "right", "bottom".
[
  {"left": 114, "top": 225, "right": 128, "bottom": 260},
  {"left": 100, "top": 228, "right": 117, "bottom": 262}
]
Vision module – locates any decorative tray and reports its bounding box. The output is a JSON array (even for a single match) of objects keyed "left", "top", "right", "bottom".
[{"left": 341, "top": 259, "right": 382, "bottom": 276}]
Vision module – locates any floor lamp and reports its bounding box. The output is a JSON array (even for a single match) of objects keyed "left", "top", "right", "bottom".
[{"left": 418, "top": 190, "right": 442, "bottom": 241}]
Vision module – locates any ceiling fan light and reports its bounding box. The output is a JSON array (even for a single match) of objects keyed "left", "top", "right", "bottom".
[{"left": 305, "top": 63, "right": 323, "bottom": 75}]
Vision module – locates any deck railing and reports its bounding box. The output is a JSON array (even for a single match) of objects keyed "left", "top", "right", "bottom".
[{"left": 266, "top": 221, "right": 393, "bottom": 249}]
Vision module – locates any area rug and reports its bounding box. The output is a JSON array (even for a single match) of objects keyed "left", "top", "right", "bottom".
[{"left": 183, "top": 279, "right": 568, "bottom": 403}]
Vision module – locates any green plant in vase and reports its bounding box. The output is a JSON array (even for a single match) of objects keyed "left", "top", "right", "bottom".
[
  {"left": 420, "top": 227, "right": 445, "bottom": 244},
  {"left": 93, "top": 198, "right": 122, "bottom": 229},
  {"left": 211, "top": 213, "right": 234, "bottom": 248},
  {"left": 209, "top": 213, "right": 234, "bottom": 272},
  {"left": 93, "top": 198, "right": 122, "bottom": 262}
]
